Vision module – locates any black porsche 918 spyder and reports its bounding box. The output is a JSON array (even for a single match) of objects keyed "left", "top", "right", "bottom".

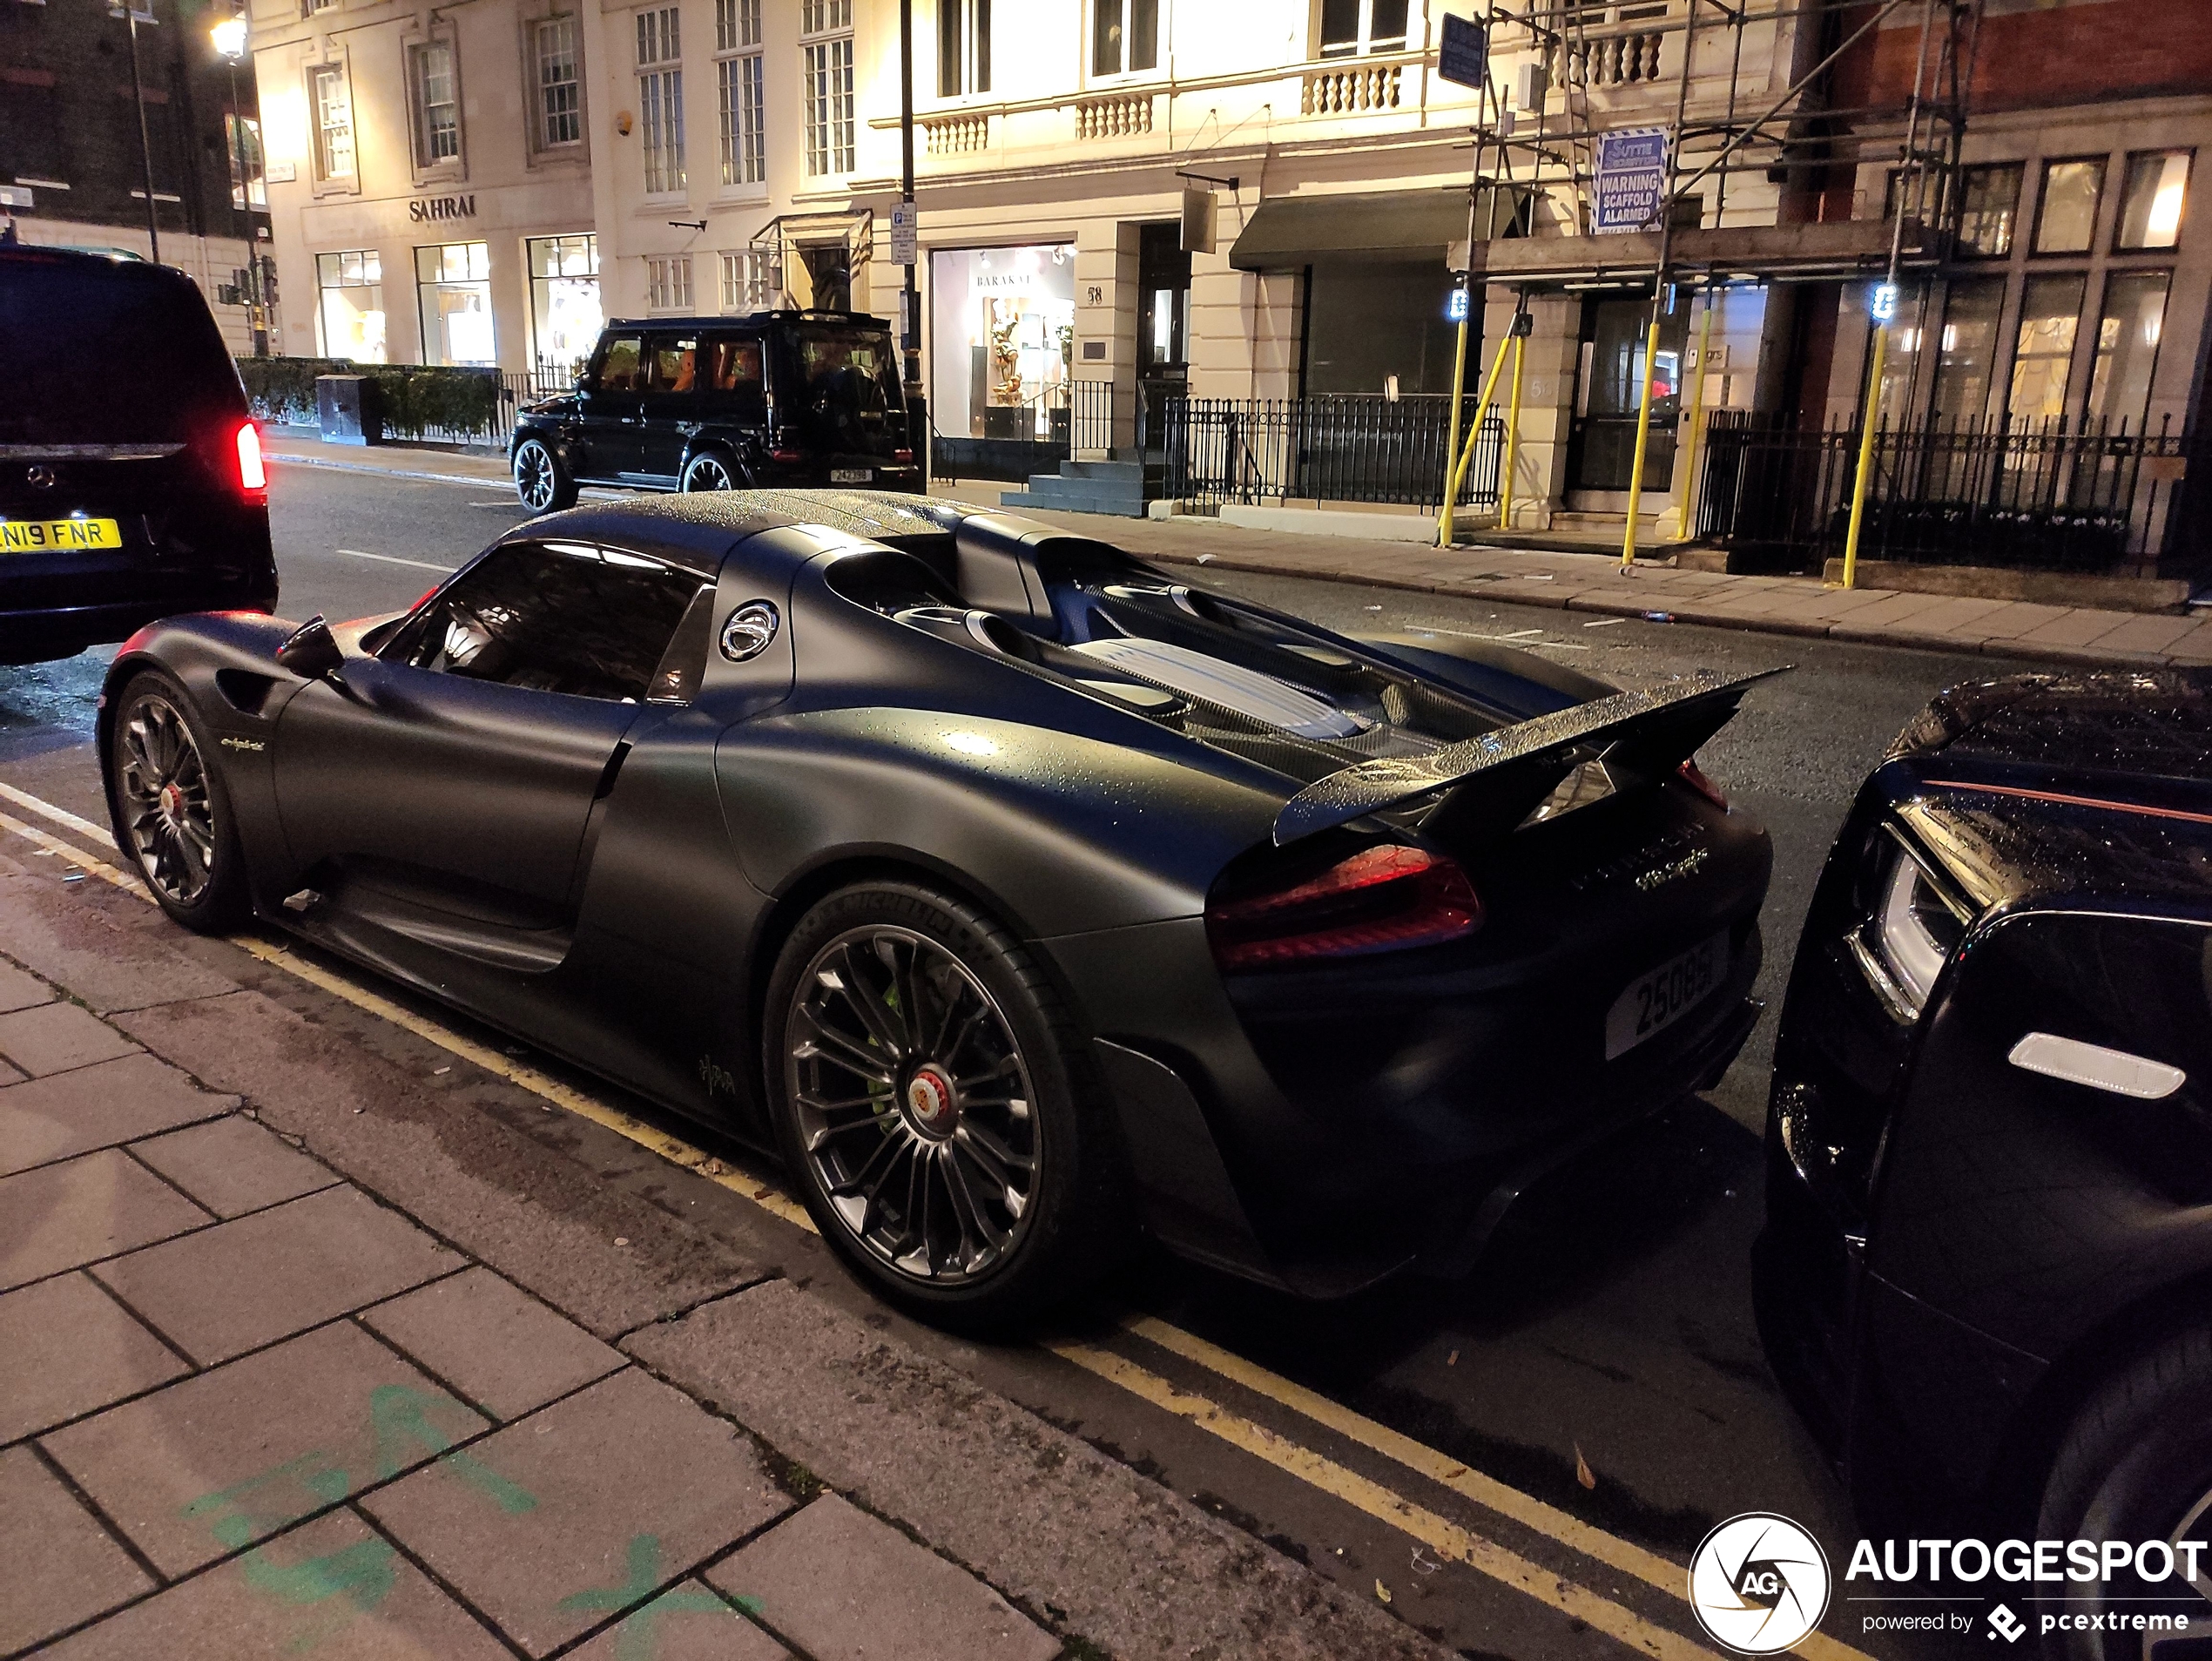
[{"left": 98, "top": 492, "right": 1775, "bottom": 1323}]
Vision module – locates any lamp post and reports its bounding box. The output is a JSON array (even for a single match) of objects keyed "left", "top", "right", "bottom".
[{"left": 211, "top": 12, "right": 267, "bottom": 355}]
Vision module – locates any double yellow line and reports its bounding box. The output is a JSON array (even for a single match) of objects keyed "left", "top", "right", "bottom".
[{"left": 0, "top": 778, "right": 1867, "bottom": 1661}]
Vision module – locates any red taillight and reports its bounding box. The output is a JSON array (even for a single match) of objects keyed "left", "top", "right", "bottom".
[
  {"left": 234, "top": 421, "right": 266, "bottom": 492},
  {"left": 1678, "top": 758, "right": 1727, "bottom": 810},
  {"left": 1205, "top": 843, "right": 1481, "bottom": 971},
  {"left": 769, "top": 449, "right": 804, "bottom": 464},
  {"left": 413, "top": 584, "right": 440, "bottom": 610},
  {"left": 894, "top": 448, "right": 914, "bottom": 463}
]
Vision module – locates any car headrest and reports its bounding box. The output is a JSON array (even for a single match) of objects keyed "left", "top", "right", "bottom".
[{"left": 952, "top": 516, "right": 1056, "bottom": 633}]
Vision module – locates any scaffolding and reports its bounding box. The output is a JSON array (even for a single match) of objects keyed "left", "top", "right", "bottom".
[{"left": 1438, "top": 0, "right": 1989, "bottom": 557}]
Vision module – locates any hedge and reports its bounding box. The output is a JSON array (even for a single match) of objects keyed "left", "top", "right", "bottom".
[{"left": 235, "top": 356, "right": 506, "bottom": 442}]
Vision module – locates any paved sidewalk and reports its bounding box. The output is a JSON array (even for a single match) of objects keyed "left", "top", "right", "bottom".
[
  {"left": 265, "top": 434, "right": 2208, "bottom": 668},
  {"left": 0, "top": 841, "right": 1441, "bottom": 1661}
]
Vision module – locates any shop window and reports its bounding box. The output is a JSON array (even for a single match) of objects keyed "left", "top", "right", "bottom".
[
  {"left": 1953, "top": 163, "right": 2021, "bottom": 260},
  {"left": 718, "top": 250, "right": 772, "bottom": 311},
  {"left": 316, "top": 248, "right": 384, "bottom": 362},
  {"left": 224, "top": 113, "right": 266, "bottom": 209},
  {"left": 1318, "top": 0, "right": 1410, "bottom": 58},
  {"left": 2032, "top": 158, "right": 2105, "bottom": 256},
  {"left": 309, "top": 63, "right": 355, "bottom": 182},
  {"left": 1875, "top": 285, "right": 1932, "bottom": 425},
  {"left": 415, "top": 240, "right": 495, "bottom": 365},
  {"left": 637, "top": 6, "right": 685, "bottom": 195},
  {"left": 716, "top": 0, "right": 765, "bottom": 186},
  {"left": 527, "top": 234, "right": 600, "bottom": 383},
  {"left": 1929, "top": 278, "right": 2005, "bottom": 423},
  {"left": 535, "top": 17, "right": 583, "bottom": 149},
  {"left": 409, "top": 38, "right": 462, "bottom": 167},
  {"left": 2006, "top": 273, "right": 2085, "bottom": 422},
  {"left": 2115, "top": 150, "right": 2190, "bottom": 252},
  {"left": 802, "top": 0, "right": 854, "bottom": 176},
  {"left": 939, "top": 0, "right": 990, "bottom": 96},
  {"left": 2087, "top": 270, "right": 2170, "bottom": 431},
  {"left": 646, "top": 253, "right": 693, "bottom": 311},
  {"left": 927, "top": 243, "right": 1076, "bottom": 440},
  {"left": 1092, "top": 0, "right": 1157, "bottom": 77}
]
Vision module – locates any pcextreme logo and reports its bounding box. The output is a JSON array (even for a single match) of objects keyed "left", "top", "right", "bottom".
[{"left": 1688, "top": 1512, "right": 1833, "bottom": 1654}]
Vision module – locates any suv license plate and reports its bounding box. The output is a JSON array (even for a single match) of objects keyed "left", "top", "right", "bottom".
[
  {"left": 830, "top": 468, "right": 872, "bottom": 483},
  {"left": 1, "top": 517, "right": 122, "bottom": 551},
  {"left": 1605, "top": 933, "right": 1726, "bottom": 1060}
]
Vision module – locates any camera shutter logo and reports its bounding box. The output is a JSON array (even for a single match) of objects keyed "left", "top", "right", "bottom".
[{"left": 1688, "top": 1512, "right": 1832, "bottom": 1654}]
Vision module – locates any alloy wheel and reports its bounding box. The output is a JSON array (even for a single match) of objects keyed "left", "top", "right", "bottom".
[
  {"left": 786, "top": 926, "right": 1040, "bottom": 1285},
  {"left": 2148, "top": 1487, "right": 2212, "bottom": 1659},
  {"left": 515, "top": 441, "right": 557, "bottom": 510},
  {"left": 683, "top": 454, "right": 735, "bottom": 492},
  {"left": 117, "top": 694, "right": 215, "bottom": 906}
]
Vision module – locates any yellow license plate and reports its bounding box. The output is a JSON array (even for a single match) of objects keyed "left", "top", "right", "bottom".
[{"left": 0, "top": 517, "right": 123, "bottom": 551}]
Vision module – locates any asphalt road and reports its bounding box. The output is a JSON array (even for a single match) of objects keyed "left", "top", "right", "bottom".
[{"left": 0, "top": 464, "right": 2033, "bottom": 1659}]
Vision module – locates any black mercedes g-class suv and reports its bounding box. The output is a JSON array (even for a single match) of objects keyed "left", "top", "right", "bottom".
[{"left": 509, "top": 309, "right": 921, "bottom": 510}]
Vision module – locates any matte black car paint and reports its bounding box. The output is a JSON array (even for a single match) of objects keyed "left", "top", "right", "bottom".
[
  {"left": 105, "top": 493, "right": 1771, "bottom": 1298},
  {"left": 1756, "top": 672, "right": 2212, "bottom": 1535}
]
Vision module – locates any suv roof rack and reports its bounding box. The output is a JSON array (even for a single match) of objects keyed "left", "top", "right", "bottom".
[{"left": 603, "top": 307, "right": 890, "bottom": 328}]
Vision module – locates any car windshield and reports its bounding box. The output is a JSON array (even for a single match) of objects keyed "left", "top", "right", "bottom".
[
  {"left": 775, "top": 326, "right": 904, "bottom": 456},
  {"left": 0, "top": 254, "right": 245, "bottom": 445}
]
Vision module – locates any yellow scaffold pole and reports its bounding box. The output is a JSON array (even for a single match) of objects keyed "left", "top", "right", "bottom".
[
  {"left": 1444, "top": 332, "right": 1517, "bottom": 535},
  {"left": 1840, "top": 320, "right": 1887, "bottom": 590},
  {"left": 1500, "top": 309, "right": 1527, "bottom": 534},
  {"left": 1674, "top": 290, "right": 1714, "bottom": 542},
  {"left": 1620, "top": 307, "right": 1664, "bottom": 570}
]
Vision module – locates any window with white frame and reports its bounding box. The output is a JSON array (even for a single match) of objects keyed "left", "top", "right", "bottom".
[
  {"left": 801, "top": 0, "right": 854, "bottom": 177},
  {"left": 225, "top": 112, "right": 266, "bottom": 209},
  {"left": 1318, "top": 0, "right": 1409, "bottom": 57},
  {"left": 309, "top": 63, "right": 355, "bottom": 180},
  {"left": 535, "top": 16, "right": 583, "bottom": 148},
  {"left": 646, "top": 253, "right": 693, "bottom": 311},
  {"left": 409, "top": 38, "right": 461, "bottom": 166},
  {"left": 1091, "top": 0, "right": 1156, "bottom": 76},
  {"left": 718, "top": 249, "right": 772, "bottom": 311},
  {"left": 637, "top": 7, "right": 685, "bottom": 194},
  {"left": 715, "top": 0, "right": 765, "bottom": 186},
  {"left": 939, "top": 0, "right": 989, "bottom": 97}
]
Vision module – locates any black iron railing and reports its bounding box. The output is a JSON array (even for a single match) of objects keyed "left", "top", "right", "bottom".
[
  {"left": 1163, "top": 395, "right": 1504, "bottom": 513},
  {"left": 1696, "top": 411, "right": 2197, "bottom": 572}
]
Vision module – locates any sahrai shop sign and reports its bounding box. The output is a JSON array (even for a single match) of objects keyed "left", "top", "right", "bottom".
[
  {"left": 1593, "top": 127, "right": 1669, "bottom": 235},
  {"left": 408, "top": 194, "right": 476, "bottom": 224}
]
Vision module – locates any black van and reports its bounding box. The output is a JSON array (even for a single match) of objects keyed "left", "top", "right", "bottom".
[
  {"left": 509, "top": 309, "right": 921, "bottom": 511},
  {"left": 0, "top": 247, "right": 279, "bottom": 665}
]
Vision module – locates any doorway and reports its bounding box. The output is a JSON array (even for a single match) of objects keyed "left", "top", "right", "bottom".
[
  {"left": 1570, "top": 291, "right": 1689, "bottom": 492},
  {"left": 1136, "top": 221, "right": 1190, "bottom": 457}
]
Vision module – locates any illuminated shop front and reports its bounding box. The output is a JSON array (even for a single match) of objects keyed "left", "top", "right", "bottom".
[{"left": 927, "top": 242, "right": 1076, "bottom": 440}]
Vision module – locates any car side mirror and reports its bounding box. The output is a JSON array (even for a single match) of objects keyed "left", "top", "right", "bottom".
[{"left": 276, "top": 615, "right": 345, "bottom": 686}]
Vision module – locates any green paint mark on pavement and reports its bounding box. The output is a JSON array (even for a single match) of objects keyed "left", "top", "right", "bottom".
[
  {"left": 368, "top": 1384, "right": 536, "bottom": 1513},
  {"left": 559, "top": 1534, "right": 752, "bottom": 1661}
]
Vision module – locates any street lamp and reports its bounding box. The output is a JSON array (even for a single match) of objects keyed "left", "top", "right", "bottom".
[{"left": 211, "top": 10, "right": 268, "bottom": 354}]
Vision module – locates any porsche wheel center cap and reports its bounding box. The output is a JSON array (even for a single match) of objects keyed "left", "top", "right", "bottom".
[
  {"left": 158, "top": 782, "right": 185, "bottom": 826},
  {"left": 902, "top": 1066, "right": 957, "bottom": 1138}
]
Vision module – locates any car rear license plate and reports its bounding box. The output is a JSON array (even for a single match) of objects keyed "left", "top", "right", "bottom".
[
  {"left": 1, "top": 517, "right": 122, "bottom": 551},
  {"left": 830, "top": 468, "right": 872, "bottom": 483},
  {"left": 1605, "top": 933, "right": 1726, "bottom": 1059}
]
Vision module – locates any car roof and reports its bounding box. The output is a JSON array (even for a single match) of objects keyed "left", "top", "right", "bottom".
[
  {"left": 0, "top": 244, "right": 199, "bottom": 293},
  {"left": 505, "top": 490, "right": 987, "bottom": 578},
  {"left": 601, "top": 310, "right": 893, "bottom": 332}
]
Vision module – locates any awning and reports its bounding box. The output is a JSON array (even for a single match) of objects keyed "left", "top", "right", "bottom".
[{"left": 1228, "top": 186, "right": 1527, "bottom": 272}]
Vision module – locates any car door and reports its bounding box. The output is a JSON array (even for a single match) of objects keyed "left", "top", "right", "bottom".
[
  {"left": 634, "top": 331, "right": 698, "bottom": 483},
  {"left": 697, "top": 333, "right": 768, "bottom": 473},
  {"left": 270, "top": 537, "right": 709, "bottom": 947},
  {"left": 573, "top": 333, "right": 645, "bottom": 479}
]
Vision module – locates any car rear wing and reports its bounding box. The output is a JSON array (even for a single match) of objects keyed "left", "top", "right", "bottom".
[{"left": 1273, "top": 667, "right": 1787, "bottom": 846}]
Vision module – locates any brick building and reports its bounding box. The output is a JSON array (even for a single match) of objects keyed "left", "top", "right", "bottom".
[{"left": 1, "top": 0, "right": 273, "bottom": 353}]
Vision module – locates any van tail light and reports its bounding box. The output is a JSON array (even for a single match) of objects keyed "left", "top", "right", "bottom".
[
  {"left": 234, "top": 421, "right": 267, "bottom": 493},
  {"left": 1678, "top": 757, "right": 1727, "bottom": 810},
  {"left": 1205, "top": 843, "right": 1481, "bottom": 972}
]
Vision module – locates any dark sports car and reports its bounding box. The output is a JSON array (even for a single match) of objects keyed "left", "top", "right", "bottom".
[
  {"left": 99, "top": 492, "right": 1773, "bottom": 1323},
  {"left": 1757, "top": 672, "right": 2212, "bottom": 1647}
]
